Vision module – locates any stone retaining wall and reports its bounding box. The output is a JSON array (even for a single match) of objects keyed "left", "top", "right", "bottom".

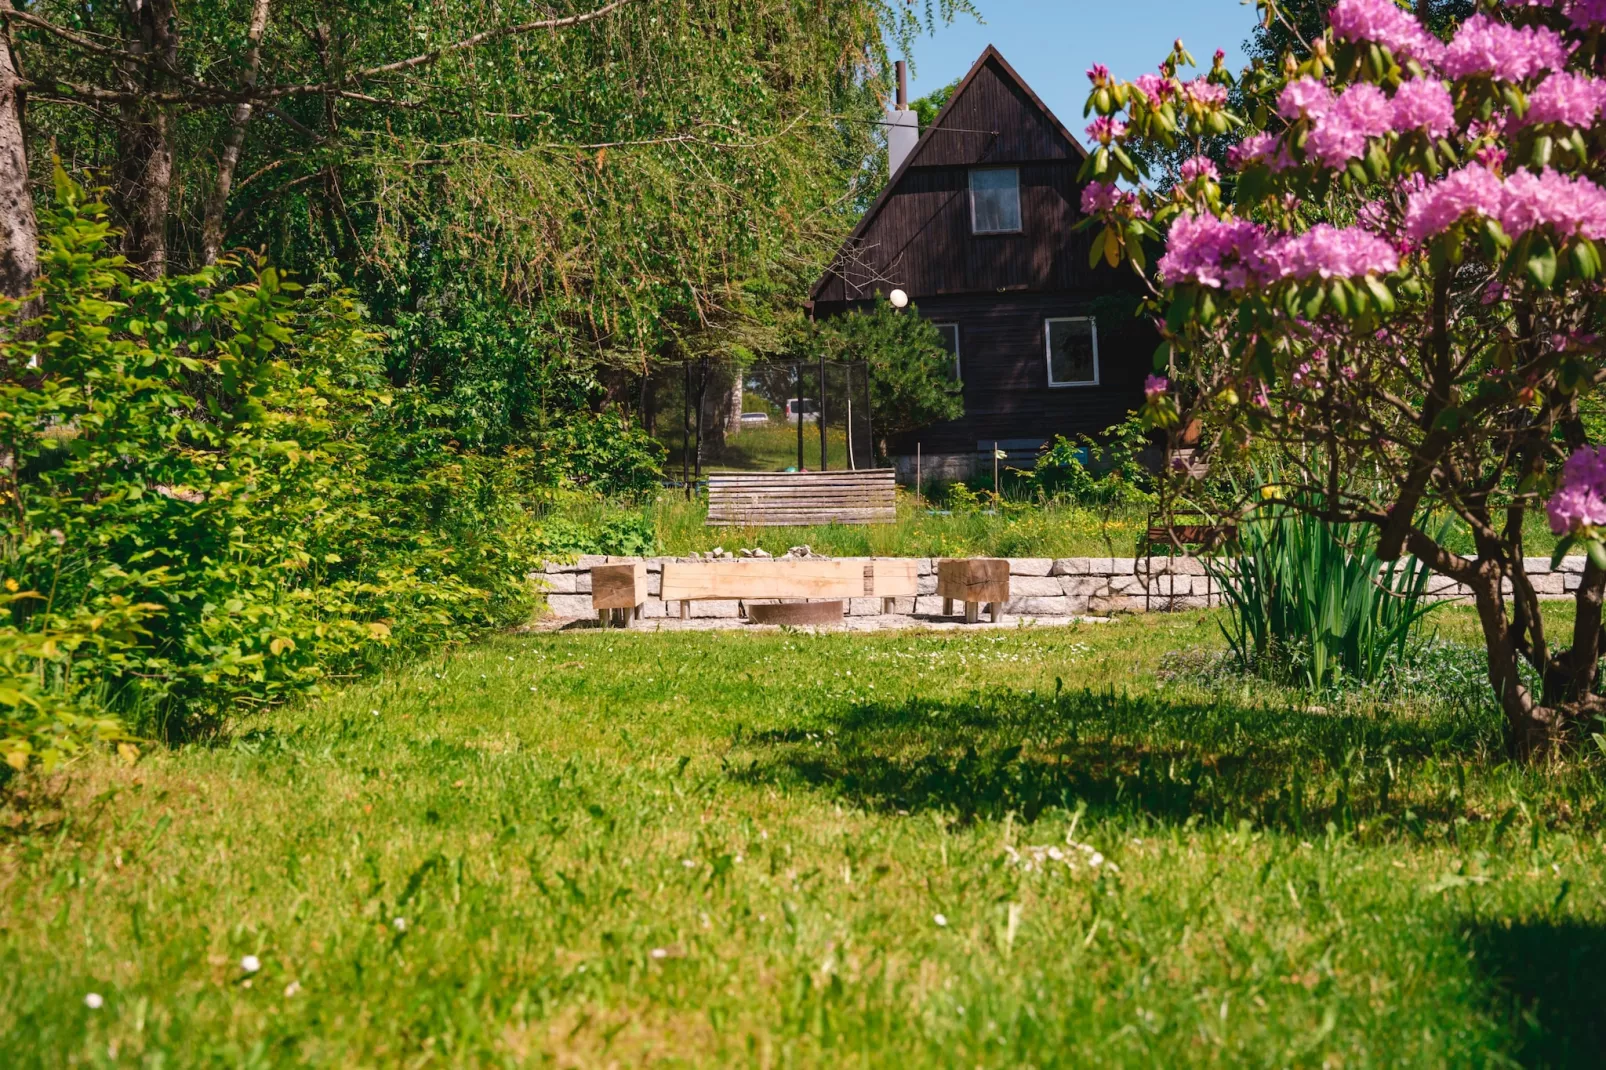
[{"left": 536, "top": 555, "right": 1594, "bottom": 620}]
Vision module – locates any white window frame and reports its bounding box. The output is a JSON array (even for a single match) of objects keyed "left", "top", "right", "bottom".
[
  {"left": 1044, "top": 316, "right": 1099, "bottom": 388},
  {"left": 969, "top": 167, "right": 1022, "bottom": 235},
  {"left": 933, "top": 322, "right": 961, "bottom": 380}
]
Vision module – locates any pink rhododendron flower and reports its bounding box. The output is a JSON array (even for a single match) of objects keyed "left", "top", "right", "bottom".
[
  {"left": 1131, "top": 73, "right": 1173, "bottom": 107},
  {"left": 1405, "top": 164, "right": 1606, "bottom": 242},
  {"left": 1509, "top": 0, "right": 1606, "bottom": 29},
  {"left": 1157, "top": 213, "right": 1270, "bottom": 289},
  {"left": 1442, "top": 14, "right": 1571, "bottom": 82},
  {"left": 1306, "top": 83, "right": 1395, "bottom": 168},
  {"left": 1391, "top": 78, "right": 1456, "bottom": 136},
  {"left": 1498, "top": 168, "right": 1606, "bottom": 239},
  {"left": 1403, "top": 164, "right": 1507, "bottom": 242},
  {"left": 1518, "top": 70, "right": 1606, "bottom": 127},
  {"left": 1087, "top": 63, "right": 1112, "bottom": 85},
  {"left": 1179, "top": 155, "right": 1219, "bottom": 182},
  {"left": 1547, "top": 445, "right": 1606, "bottom": 534},
  {"left": 1180, "top": 78, "right": 1229, "bottom": 107},
  {"left": 1227, "top": 131, "right": 1283, "bottom": 169},
  {"left": 1080, "top": 182, "right": 1119, "bottom": 214},
  {"left": 1278, "top": 77, "right": 1334, "bottom": 121},
  {"left": 1144, "top": 375, "right": 1169, "bottom": 399},
  {"left": 1265, "top": 224, "right": 1400, "bottom": 280},
  {"left": 1086, "top": 116, "right": 1127, "bottom": 144},
  {"left": 1330, "top": 0, "right": 1448, "bottom": 65}
]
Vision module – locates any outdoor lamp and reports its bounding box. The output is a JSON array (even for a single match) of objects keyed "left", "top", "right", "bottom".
[{"left": 888, "top": 288, "right": 909, "bottom": 309}]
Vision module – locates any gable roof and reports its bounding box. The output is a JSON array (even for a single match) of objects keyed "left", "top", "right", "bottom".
[{"left": 809, "top": 45, "right": 1089, "bottom": 302}]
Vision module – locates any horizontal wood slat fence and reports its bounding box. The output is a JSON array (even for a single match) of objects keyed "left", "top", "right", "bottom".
[{"left": 706, "top": 470, "right": 897, "bottom": 527}]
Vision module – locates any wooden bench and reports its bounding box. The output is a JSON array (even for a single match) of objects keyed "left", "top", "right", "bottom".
[
  {"left": 590, "top": 562, "right": 647, "bottom": 628},
  {"left": 936, "top": 558, "right": 1010, "bottom": 624},
  {"left": 1141, "top": 514, "right": 1237, "bottom": 553},
  {"left": 705, "top": 470, "right": 897, "bottom": 527},
  {"left": 658, "top": 558, "right": 918, "bottom": 620}
]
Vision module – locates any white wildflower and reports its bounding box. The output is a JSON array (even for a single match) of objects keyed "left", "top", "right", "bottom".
[
  {"left": 83, "top": 993, "right": 104, "bottom": 1010},
  {"left": 240, "top": 955, "right": 261, "bottom": 974},
  {"left": 283, "top": 981, "right": 301, "bottom": 998},
  {"left": 393, "top": 917, "right": 407, "bottom": 932},
  {"left": 650, "top": 947, "right": 668, "bottom": 959},
  {"left": 933, "top": 913, "right": 948, "bottom": 927}
]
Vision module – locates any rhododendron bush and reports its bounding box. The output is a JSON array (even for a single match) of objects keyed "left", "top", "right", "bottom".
[{"left": 1081, "top": 0, "right": 1606, "bottom": 757}]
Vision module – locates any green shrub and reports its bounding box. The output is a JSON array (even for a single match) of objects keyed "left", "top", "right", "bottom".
[
  {"left": 0, "top": 172, "right": 545, "bottom": 761},
  {"left": 1206, "top": 504, "right": 1439, "bottom": 691}
]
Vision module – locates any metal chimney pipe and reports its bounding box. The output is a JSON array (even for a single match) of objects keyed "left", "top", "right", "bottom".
[{"left": 896, "top": 61, "right": 908, "bottom": 110}]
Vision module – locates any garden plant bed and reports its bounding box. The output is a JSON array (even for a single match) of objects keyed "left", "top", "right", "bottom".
[{"left": 2, "top": 612, "right": 1602, "bottom": 1066}]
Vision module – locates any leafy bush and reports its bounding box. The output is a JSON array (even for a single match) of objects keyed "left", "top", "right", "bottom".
[
  {"left": 1206, "top": 504, "right": 1439, "bottom": 691},
  {"left": 1014, "top": 416, "right": 1155, "bottom": 507},
  {"left": 1, "top": 173, "right": 545, "bottom": 764}
]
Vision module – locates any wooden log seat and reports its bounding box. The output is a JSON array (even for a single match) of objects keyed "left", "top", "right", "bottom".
[
  {"left": 705, "top": 470, "right": 897, "bottom": 527},
  {"left": 936, "top": 558, "right": 1011, "bottom": 624},
  {"left": 590, "top": 562, "right": 647, "bottom": 628},
  {"left": 659, "top": 558, "right": 918, "bottom": 620}
]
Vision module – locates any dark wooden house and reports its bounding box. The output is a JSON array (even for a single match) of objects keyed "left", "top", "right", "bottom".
[{"left": 809, "top": 45, "right": 1153, "bottom": 481}]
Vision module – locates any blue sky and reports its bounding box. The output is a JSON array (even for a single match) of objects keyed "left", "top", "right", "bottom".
[{"left": 903, "top": 1, "right": 1266, "bottom": 132}]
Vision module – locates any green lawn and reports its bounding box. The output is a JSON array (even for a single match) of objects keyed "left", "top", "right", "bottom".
[{"left": 2, "top": 611, "right": 1604, "bottom": 1066}]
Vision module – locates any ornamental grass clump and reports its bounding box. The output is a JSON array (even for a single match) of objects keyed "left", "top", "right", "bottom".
[
  {"left": 1077, "top": 0, "right": 1606, "bottom": 758},
  {"left": 1208, "top": 504, "right": 1439, "bottom": 692}
]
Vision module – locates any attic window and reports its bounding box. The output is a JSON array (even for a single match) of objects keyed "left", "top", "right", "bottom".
[{"left": 969, "top": 168, "right": 1021, "bottom": 234}]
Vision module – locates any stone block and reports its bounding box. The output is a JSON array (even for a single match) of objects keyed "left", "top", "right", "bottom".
[
  {"left": 1109, "top": 575, "right": 1146, "bottom": 595},
  {"left": 690, "top": 599, "right": 742, "bottom": 619},
  {"left": 1003, "top": 596, "right": 1073, "bottom": 616},
  {"left": 1088, "top": 594, "right": 1141, "bottom": 615},
  {"left": 1052, "top": 558, "right": 1093, "bottom": 576},
  {"left": 1061, "top": 576, "right": 1104, "bottom": 597},
  {"left": 916, "top": 558, "right": 935, "bottom": 576},
  {"left": 1531, "top": 572, "right": 1566, "bottom": 595},
  {"left": 647, "top": 572, "right": 663, "bottom": 596},
  {"left": 640, "top": 599, "right": 668, "bottom": 618},
  {"left": 1109, "top": 557, "right": 1137, "bottom": 575},
  {"left": 539, "top": 572, "right": 578, "bottom": 594},
  {"left": 1085, "top": 558, "right": 1114, "bottom": 575},
  {"left": 1009, "top": 558, "right": 1055, "bottom": 576},
  {"left": 1149, "top": 575, "right": 1193, "bottom": 596},
  {"left": 574, "top": 572, "right": 593, "bottom": 593},
  {"left": 914, "top": 595, "right": 948, "bottom": 616},
  {"left": 545, "top": 594, "right": 593, "bottom": 618},
  {"left": 1009, "top": 575, "right": 1064, "bottom": 598},
  {"left": 1426, "top": 575, "right": 1460, "bottom": 594},
  {"left": 1566, "top": 571, "right": 1584, "bottom": 591},
  {"left": 879, "top": 596, "right": 918, "bottom": 615},
  {"left": 848, "top": 598, "right": 885, "bottom": 616},
  {"left": 1560, "top": 555, "right": 1588, "bottom": 573},
  {"left": 577, "top": 554, "right": 614, "bottom": 568},
  {"left": 917, "top": 574, "right": 938, "bottom": 596},
  {"left": 544, "top": 561, "right": 580, "bottom": 576},
  {"left": 1523, "top": 556, "right": 1553, "bottom": 575}
]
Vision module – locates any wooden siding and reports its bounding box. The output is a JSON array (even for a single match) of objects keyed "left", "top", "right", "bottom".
[
  {"left": 814, "top": 57, "right": 1110, "bottom": 304},
  {"left": 862, "top": 292, "right": 1153, "bottom": 455}
]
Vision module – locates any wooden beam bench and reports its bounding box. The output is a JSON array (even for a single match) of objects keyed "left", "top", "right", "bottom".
[
  {"left": 658, "top": 558, "right": 918, "bottom": 620},
  {"left": 936, "top": 558, "right": 1010, "bottom": 624},
  {"left": 590, "top": 562, "right": 647, "bottom": 628},
  {"left": 706, "top": 470, "right": 897, "bottom": 527}
]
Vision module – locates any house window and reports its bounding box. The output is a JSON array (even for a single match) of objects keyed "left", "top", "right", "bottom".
[
  {"left": 933, "top": 323, "right": 961, "bottom": 379},
  {"left": 1044, "top": 317, "right": 1098, "bottom": 387},
  {"left": 969, "top": 168, "right": 1021, "bottom": 234}
]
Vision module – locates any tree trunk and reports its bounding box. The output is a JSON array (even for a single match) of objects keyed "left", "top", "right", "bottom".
[
  {"left": 201, "top": 0, "right": 273, "bottom": 267},
  {"left": 1468, "top": 563, "right": 1564, "bottom": 760},
  {"left": 0, "top": 4, "right": 36, "bottom": 300},
  {"left": 115, "top": 0, "right": 177, "bottom": 277}
]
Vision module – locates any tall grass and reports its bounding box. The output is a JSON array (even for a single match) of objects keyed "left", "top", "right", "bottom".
[{"left": 1207, "top": 506, "right": 1440, "bottom": 690}]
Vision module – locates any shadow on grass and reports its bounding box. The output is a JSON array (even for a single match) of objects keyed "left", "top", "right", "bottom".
[
  {"left": 1469, "top": 918, "right": 1606, "bottom": 1068},
  {"left": 730, "top": 685, "right": 1532, "bottom": 832}
]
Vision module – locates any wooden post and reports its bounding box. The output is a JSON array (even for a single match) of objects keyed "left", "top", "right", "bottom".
[
  {"left": 795, "top": 362, "right": 804, "bottom": 471},
  {"left": 936, "top": 559, "right": 1011, "bottom": 624},
  {"left": 943, "top": 598, "right": 953, "bottom": 616},
  {"left": 994, "top": 440, "right": 1000, "bottom": 509},
  {"left": 682, "top": 363, "right": 692, "bottom": 499},
  {"left": 818, "top": 355, "right": 827, "bottom": 471},
  {"left": 597, "top": 610, "right": 609, "bottom": 628},
  {"left": 990, "top": 601, "right": 1000, "bottom": 624}
]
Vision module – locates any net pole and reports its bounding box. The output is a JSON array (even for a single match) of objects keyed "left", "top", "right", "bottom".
[
  {"left": 818, "top": 356, "right": 827, "bottom": 471},
  {"left": 795, "top": 362, "right": 803, "bottom": 471}
]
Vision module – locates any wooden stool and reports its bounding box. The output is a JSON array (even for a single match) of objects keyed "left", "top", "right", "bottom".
[
  {"left": 590, "top": 563, "right": 647, "bottom": 628},
  {"left": 936, "top": 558, "right": 1010, "bottom": 623}
]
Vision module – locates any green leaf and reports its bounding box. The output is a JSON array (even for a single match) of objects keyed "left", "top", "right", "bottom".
[
  {"left": 1088, "top": 227, "right": 1109, "bottom": 270},
  {"left": 1588, "top": 539, "right": 1606, "bottom": 573},
  {"left": 1362, "top": 276, "right": 1395, "bottom": 315},
  {"left": 1527, "top": 238, "right": 1558, "bottom": 288},
  {"left": 1551, "top": 534, "right": 1578, "bottom": 572}
]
